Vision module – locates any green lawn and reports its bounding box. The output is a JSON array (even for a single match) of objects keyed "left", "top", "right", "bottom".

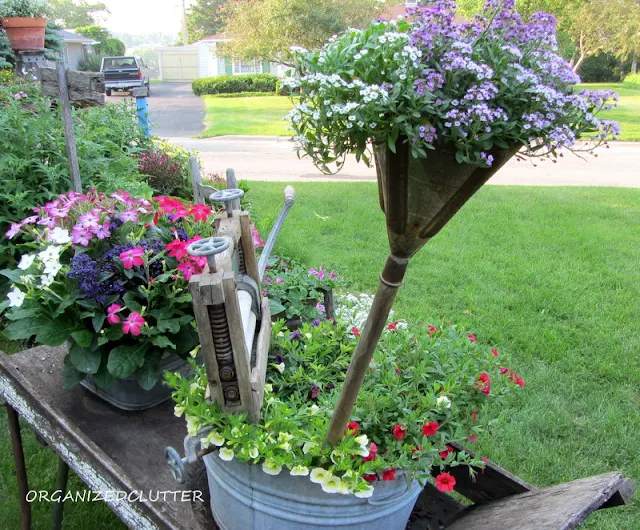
[
  {"left": 577, "top": 83, "right": 640, "bottom": 141},
  {"left": 199, "top": 96, "right": 293, "bottom": 137},
  {"left": 1, "top": 184, "right": 639, "bottom": 528}
]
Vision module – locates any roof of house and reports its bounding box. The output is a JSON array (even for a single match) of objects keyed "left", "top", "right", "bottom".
[
  {"left": 57, "top": 29, "right": 99, "bottom": 45},
  {"left": 197, "top": 32, "right": 231, "bottom": 43}
]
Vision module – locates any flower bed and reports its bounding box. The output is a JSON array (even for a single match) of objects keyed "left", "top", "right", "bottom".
[{"left": 1, "top": 191, "right": 217, "bottom": 390}]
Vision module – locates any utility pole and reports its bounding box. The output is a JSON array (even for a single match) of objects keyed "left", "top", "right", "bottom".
[{"left": 182, "top": 0, "right": 189, "bottom": 45}]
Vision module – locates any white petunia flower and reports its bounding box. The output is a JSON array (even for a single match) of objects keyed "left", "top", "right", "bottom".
[
  {"left": 264, "top": 383, "right": 273, "bottom": 393},
  {"left": 17, "top": 254, "right": 35, "bottom": 270},
  {"left": 303, "top": 441, "right": 318, "bottom": 454},
  {"left": 205, "top": 431, "right": 226, "bottom": 447},
  {"left": 274, "top": 362, "right": 285, "bottom": 374},
  {"left": 354, "top": 485, "right": 375, "bottom": 498},
  {"left": 310, "top": 468, "right": 330, "bottom": 484},
  {"left": 278, "top": 432, "right": 293, "bottom": 442},
  {"left": 437, "top": 396, "right": 452, "bottom": 409},
  {"left": 40, "top": 274, "right": 55, "bottom": 287},
  {"left": 262, "top": 459, "right": 282, "bottom": 476},
  {"left": 248, "top": 446, "right": 259, "bottom": 459},
  {"left": 173, "top": 405, "right": 185, "bottom": 418},
  {"left": 355, "top": 434, "right": 369, "bottom": 447},
  {"left": 48, "top": 227, "right": 71, "bottom": 244},
  {"left": 321, "top": 474, "right": 342, "bottom": 493},
  {"left": 7, "top": 287, "right": 25, "bottom": 307},
  {"left": 38, "top": 245, "right": 62, "bottom": 265},
  {"left": 309, "top": 404, "right": 320, "bottom": 414},
  {"left": 43, "top": 261, "right": 62, "bottom": 277},
  {"left": 219, "top": 448, "right": 234, "bottom": 461},
  {"left": 185, "top": 415, "right": 200, "bottom": 437},
  {"left": 290, "top": 465, "right": 310, "bottom": 476},
  {"left": 189, "top": 382, "right": 200, "bottom": 394}
]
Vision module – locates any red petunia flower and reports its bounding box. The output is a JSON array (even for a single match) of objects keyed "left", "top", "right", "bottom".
[
  {"left": 362, "top": 442, "right": 378, "bottom": 462},
  {"left": 351, "top": 326, "right": 360, "bottom": 337},
  {"left": 468, "top": 334, "right": 476, "bottom": 343},
  {"left": 482, "top": 385, "right": 491, "bottom": 396},
  {"left": 439, "top": 446, "right": 454, "bottom": 459},
  {"left": 466, "top": 434, "right": 478, "bottom": 443},
  {"left": 500, "top": 367, "right": 509, "bottom": 375},
  {"left": 435, "top": 472, "right": 456, "bottom": 492},
  {"left": 386, "top": 321, "right": 399, "bottom": 331},
  {"left": 491, "top": 348, "right": 499, "bottom": 357},
  {"left": 470, "top": 410, "right": 478, "bottom": 421},
  {"left": 381, "top": 469, "right": 396, "bottom": 481},
  {"left": 422, "top": 421, "right": 439, "bottom": 436},
  {"left": 166, "top": 239, "right": 189, "bottom": 260},
  {"left": 346, "top": 421, "right": 359, "bottom": 435},
  {"left": 189, "top": 204, "right": 212, "bottom": 222},
  {"left": 363, "top": 474, "right": 377, "bottom": 483},
  {"left": 515, "top": 375, "right": 525, "bottom": 387},
  {"left": 477, "top": 373, "right": 490, "bottom": 384},
  {"left": 392, "top": 424, "right": 407, "bottom": 441}
]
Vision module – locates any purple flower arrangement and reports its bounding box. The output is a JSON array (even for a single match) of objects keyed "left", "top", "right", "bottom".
[
  {"left": 1, "top": 190, "right": 218, "bottom": 390},
  {"left": 284, "top": 0, "right": 619, "bottom": 171}
]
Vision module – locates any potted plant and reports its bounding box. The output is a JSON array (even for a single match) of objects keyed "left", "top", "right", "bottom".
[
  {"left": 1, "top": 190, "right": 217, "bottom": 410},
  {"left": 0, "top": 0, "right": 48, "bottom": 52},
  {"left": 169, "top": 318, "right": 524, "bottom": 529},
  {"left": 263, "top": 255, "right": 339, "bottom": 328}
]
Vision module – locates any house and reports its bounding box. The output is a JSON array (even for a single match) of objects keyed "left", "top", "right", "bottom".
[
  {"left": 57, "top": 29, "right": 99, "bottom": 70},
  {"left": 156, "top": 34, "right": 278, "bottom": 83},
  {"left": 156, "top": 2, "right": 416, "bottom": 82}
]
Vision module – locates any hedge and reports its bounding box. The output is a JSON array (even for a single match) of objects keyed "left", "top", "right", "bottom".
[
  {"left": 210, "top": 92, "right": 275, "bottom": 98},
  {"left": 622, "top": 73, "right": 640, "bottom": 91},
  {"left": 192, "top": 74, "right": 278, "bottom": 96}
]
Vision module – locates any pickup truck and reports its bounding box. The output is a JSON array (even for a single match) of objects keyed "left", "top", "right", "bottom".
[{"left": 101, "top": 56, "right": 150, "bottom": 97}]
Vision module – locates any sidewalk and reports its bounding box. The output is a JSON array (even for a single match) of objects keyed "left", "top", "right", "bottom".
[{"left": 167, "top": 136, "right": 640, "bottom": 187}]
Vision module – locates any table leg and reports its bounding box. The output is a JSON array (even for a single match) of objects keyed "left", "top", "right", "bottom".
[
  {"left": 52, "top": 458, "right": 69, "bottom": 530},
  {"left": 6, "top": 404, "right": 32, "bottom": 530}
]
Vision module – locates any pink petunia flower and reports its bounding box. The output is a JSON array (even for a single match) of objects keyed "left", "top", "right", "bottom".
[
  {"left": 122, "top": 312, "right": 146, "bottom": 336},
  {"left": 71, "top": 227, "right": 93, "bottom": 246},
  {"left": 106, "top": 304, "right": 122, "bottom": 325},
  {"left": 189, "top": 204, "right": 212, "bottom": 222},
  {"left": 177, "top": 260, "right": 198, "bottom": 280},
  {"left": 6, "top": 222, "right": 23, "bottom": 239},
  {"left": 119, "top": 210, "right": 138, "bottom": 223},
  {"left": 119, "top": 248, "right": 145, "bottom": 269},
  {"left": 166, "top": 239, "right": 189, "bottom": 260},
  {"left": 275, "top": 278, "right": 284, "bottom": 284},
  {"left": 94, "top": 222, "right": 111, "bottom": 240},
  {"left": 251, "top": 225, "right": 265, "bottom": 248}
]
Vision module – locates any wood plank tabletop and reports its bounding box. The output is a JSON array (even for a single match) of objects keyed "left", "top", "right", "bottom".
[{"left": 0, "top": 344, "right": 208, "bottom": 530}]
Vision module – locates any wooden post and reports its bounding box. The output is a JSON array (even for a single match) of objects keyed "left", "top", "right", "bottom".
[
  {"left": 190, "top": 156, "right": 204, "bottom": 204},
  {"left": 324, "top": 255, "right": 408, "bottom": 446},
  {"left": 56, "top": 63, "right": 82, "bottom": 193}
]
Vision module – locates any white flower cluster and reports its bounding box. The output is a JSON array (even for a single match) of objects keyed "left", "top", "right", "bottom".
[
  {"left": 378, "top": 31, "right": 409, "bottom": 45},
  {"left": 359, "top": 84, "right": 389, "bottom": 104}
]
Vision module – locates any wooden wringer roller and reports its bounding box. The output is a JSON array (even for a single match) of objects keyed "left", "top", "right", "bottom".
[{"left": 166, "top": 178, "right": 296, "bottom": 483}]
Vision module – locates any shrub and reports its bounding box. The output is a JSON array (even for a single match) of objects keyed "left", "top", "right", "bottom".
[
  {"left": 579, "top": 54, "right": 623, "bottom": 83},
  {"left": 0, "top": 80, "right": 150, "bottom": 273},
  {"left": 192, "top": 74, "right": 278, "bottom": 96},
  {"left": 138, "top": 141, "right": 195, "bottom": 199},
  {"left": 77, "top": 54, "right": 102, "bottom": 72},
  {"left": 623, "top": 73, "right": 640, "bottom": 91},
  {"left": 210, "top": 91, "right": 275, "bottom": 98},
  {"left": 0, "top": 69, "right": 15, "bottom": 83}
]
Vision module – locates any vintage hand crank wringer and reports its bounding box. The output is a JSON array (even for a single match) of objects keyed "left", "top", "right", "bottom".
[{"left": 166, "top": 171, "right": 296, "bottom": 483}]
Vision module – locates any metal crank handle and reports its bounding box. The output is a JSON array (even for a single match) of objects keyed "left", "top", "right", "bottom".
[
  {"left": 165, "top": 445, "right": 217, "bottom": 484},
  {"left": 258, "top": 185, "right": 296, "bottom": 280}
]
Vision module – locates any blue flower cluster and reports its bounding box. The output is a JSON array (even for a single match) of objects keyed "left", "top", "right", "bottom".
[{"left": 67, "top": 254, "right": 125, "bottom": 305}]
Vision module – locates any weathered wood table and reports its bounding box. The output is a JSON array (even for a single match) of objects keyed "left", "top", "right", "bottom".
[{"left": 1, "top": 345, "right": 634, "bottom": 530}]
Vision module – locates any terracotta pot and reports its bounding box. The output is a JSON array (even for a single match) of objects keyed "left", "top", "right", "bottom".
[{"left": 1, "top": 17, "right": 46, "bottom": 51}]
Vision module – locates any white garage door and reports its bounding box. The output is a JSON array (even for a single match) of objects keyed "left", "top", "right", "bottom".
[{"left": 159, "top": 47, "right": 199, "bottom": 82}]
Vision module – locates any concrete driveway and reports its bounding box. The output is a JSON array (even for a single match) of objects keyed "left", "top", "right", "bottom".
[{"left": 107, "top": 83, "right": 205, "bottom": 138}]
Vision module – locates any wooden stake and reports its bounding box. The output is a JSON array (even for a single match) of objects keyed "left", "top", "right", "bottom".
[
  {"left": 56, "top": 63, "right": 82, "bottom": 193},
  {"left": 324, "top": 255, "right": 408, "bottom": 446}
]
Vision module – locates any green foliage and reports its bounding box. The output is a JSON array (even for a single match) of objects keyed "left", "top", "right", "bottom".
[
  {"left": 49, "top": 0, "right": 109, "bottom": 29},
  {"left": 263, "top": 255, "right": 340, "bottom": 321},
  {"left": 0, "top": 0, "right": 48, "bottom": 18},
  {"left": 186, "top": 0, "right": 228, "bottom": 43},
  {"left": 138, "top": 140, "right": 196, "bottom": 199},
  {"left": 76, "top": 53, "right": 101, "bottom": 72},
  {"left": 192, "top": 73, "right": 278, "bottom": 95},
  {"left": 44, "top": 22, "right": 65, "bottom": 61},
  {"left": 0, "top": 80, "right": 150, "bottom": 271},
  {"left": 220, "top": 0, "right": 393, "bottom": 63},
  {"left": 623, "top": 73, "right": 640, "bottom": 90},
  {"left": 209, "top": 91, "right": 275, "bottom": 98},
  {"left": 0, "top": 29, "right": 15, "bottom": 69},
  {"left": 579, "top": 54, "right": 624, "bottom": 83},
  {"left": 0, "top": 69, "right": 15, "bottom": 82},
  {"left": 74, "top": 25, "right": 126, "bottom": 71}
]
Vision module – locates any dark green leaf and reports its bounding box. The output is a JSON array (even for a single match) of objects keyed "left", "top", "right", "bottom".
[
  {"left": 92, "top": 313, "right": 106, "bottom": 333},
  {"left": 107, "top": 343, "right": 148, "bottom": 378},
  {"left": 270, "top": 300, "right": 286, "bottom": 315},
  {"left": 123, "top": 291, "right": 142, "bottom": 313},
  {"left": 135, "top": 362, "right": 159, "bottom": 391},
  {"left": 69, "top": 342, "right": 102, "bottom": 374},
  {"left": 94, "top": 361, "right": 116, "bottom": 389},
  {"left": 150, "top": 335, "right": 176, "bottom": 350},
  {"left": 172, "top": 326, "right": 199, "bottom": 355},
  {"left": 71, "top": 330, "right": 94, "bottom": 348},
  {"left": 63, "top": 355, "right": 86, "bottom": 389}
]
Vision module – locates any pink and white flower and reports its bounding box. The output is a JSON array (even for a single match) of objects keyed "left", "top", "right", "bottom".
[
  {"left": 122, "top": 312, "right": 146, "bottom": 336},
  {"left": 119, "top": 248, "right": 145, "bottom": 269}
]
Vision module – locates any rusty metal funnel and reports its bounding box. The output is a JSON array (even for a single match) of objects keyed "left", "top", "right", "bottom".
[{"left": 324, "top": 139, "right": 520, "bottom": 446}]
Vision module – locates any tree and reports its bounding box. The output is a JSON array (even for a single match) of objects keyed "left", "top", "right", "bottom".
[
  {"left": 187, "top": 0, "right": 228, "bottom": 43},
  {"left": 75, "top": 25, "right": 126, "bottom": 56},
  {"left": 50, "top": 0, "right": 109, "bottom": 29},
  {"left": 220, "top": 0, "right": 393, "bottom": 63}
]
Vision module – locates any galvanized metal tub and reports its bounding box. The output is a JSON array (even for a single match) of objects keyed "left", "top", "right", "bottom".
[
  {"left": 203, "top": 453, "right": 422, "bottom": 530},
  {"left": 81, "top": 353, "right": 194, "bottom": 411}
]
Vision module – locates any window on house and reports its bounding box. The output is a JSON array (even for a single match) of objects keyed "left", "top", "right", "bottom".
[{"left": 233, "top": 59, "right": 262, "bottom": 74}]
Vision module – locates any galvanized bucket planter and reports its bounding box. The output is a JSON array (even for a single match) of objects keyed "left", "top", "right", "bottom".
[
  {"left": 81, "top": 353, "right": 194, "bottom": 411},
  {"left": 203, "top": 453, "right": 422, "bottom": 530}
]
